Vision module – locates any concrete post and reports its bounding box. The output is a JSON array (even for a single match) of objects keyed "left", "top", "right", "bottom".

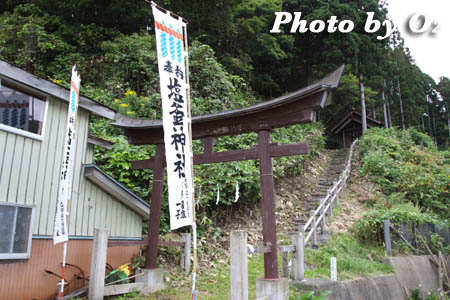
[
  {"left": 89, "top": 228, "right": 108, "bottom": 300},
  {"left": 256, "top": 278, "right": 289, "bottom": 300},
  {"left": 330, "top": 257, "right": 337, "bottom": 281},
  {"left": 180, "top": 233, "right": 191, "bottom": 273},
  {"left": 135, "top": 268, "right": 164, "bottom": 294},
  {"left": 230, "top": 230, "right": 248, "bottom": 300},
  {"left": 310, "top": 210, "right": 317, "bottom": 246},
  {"left": 384, "top": 220, "right": 392, "bottom": 256},
  {"left": 291, "top": 226, "right": 305, "bottom": 281}
]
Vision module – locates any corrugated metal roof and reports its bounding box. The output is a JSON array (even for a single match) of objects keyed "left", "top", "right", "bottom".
[
  {"left": 0, "top": 59, "right": 116, "bottom": 120},
  {"left": 83, "top": 164, "right": 149, "bottom": 219}
]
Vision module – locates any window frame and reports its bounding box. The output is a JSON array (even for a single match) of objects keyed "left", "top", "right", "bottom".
[
  {"left": 0, "top": 76, "right": 49, "bottom": 141},
  {"left": 0, "top": 202, "right": 35, "bottom": 260}
]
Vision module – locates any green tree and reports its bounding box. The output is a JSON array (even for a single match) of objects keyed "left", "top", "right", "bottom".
[
  {"left": 0, "top": 4, "right": 72, "bottom": 76},
  {"left": 437, "top": 77, "right": 450, "bottom": 143}
]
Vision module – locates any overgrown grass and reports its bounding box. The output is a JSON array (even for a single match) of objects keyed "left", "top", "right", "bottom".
[{"left": 304, "top": 233, "right": 393, "bottom": 280}]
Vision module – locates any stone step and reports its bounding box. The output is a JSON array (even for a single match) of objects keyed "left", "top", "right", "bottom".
[
  {"left": 317, "top": 182, "right": 333, "bottom": 187},
  {"left": 289, "top": 149, "right": 350, "bottom": 245},
  {"left": 307, "top": 199, "right": 321, "bottom": 204},
  {"left": 329, "top": 166, "right": 345, "bottom": 170},
  {"left": 293, "top": 219, "right": 307, "bottom": 224}
]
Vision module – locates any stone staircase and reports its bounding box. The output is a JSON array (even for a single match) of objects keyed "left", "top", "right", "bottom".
[{"left": 292, "top": 148, "right": 350, "bottom": 240}]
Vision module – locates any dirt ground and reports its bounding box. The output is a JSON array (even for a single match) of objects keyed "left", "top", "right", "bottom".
[{"left": 326, "top": 168, "right": 378, "bottom": 234}]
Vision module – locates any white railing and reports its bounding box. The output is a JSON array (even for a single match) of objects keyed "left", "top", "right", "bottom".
[{"left": 303, "top": 138, "right": 358, "bottom": 244}]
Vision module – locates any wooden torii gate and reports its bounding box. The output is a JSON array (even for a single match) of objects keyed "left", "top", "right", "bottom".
[{"left": 114, "top": 65, "right": 344, "bottom": 279}]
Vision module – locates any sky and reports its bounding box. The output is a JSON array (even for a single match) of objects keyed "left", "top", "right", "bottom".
[{"left": 385, "top": 0, "right": 450, "bottom": 83}]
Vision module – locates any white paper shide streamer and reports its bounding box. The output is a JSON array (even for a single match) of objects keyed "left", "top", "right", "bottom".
[
  {"left": 53, "top": 66, "right": 80, "bottom": 244},
  {"left": 234, "top": 181, "right": 240, "bottom": 203},
  {"left": 216, "top": 183, "right": 220, "bottom": 205}
]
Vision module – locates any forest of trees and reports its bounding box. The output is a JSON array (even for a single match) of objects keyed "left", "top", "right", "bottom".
[
  {"left": 1, "top": 1, "right": 448, "bottom": 226},
  {"left": 1, "top": 0, "right": 448, "bottom": 147}
]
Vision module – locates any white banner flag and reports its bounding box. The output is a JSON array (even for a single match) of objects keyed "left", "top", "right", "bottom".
[
  {"left": 152, "top": 5, "right": 193, "bottom": 230},
  {"left": 53, "top": 66, "right": 80, "bottom": 244}
]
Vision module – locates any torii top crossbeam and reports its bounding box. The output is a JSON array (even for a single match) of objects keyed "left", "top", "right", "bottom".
[
  {"left": 114, "top": 65, "right": 345, "bottom": 145},
  {"left": 114, "top": 65, "right": 344, "bottom": 280}
]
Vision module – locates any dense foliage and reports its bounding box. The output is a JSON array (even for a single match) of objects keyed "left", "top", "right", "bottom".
[
  {"left": 359, "top": 128, "right": 449, "bottom": 216},
  {"left": 354, "top": 203, "right": 439, "bottom": 242},
  {"left": 1, "top": 1, "right": 449, "bottom": 145}
]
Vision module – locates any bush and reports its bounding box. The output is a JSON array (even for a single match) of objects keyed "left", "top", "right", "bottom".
[
  {"left": 359, "top": 128, "right": 450, "bottom": 217},
  {"left": 408, "top": 128, "right": 435, "bottom": 148},
  {"left": 354, "top": 203, "right": 439, "bottom": 242},
  {"left": 290, "top": 288, "right": 330, "bottom": 300},
  {"left": 93, "top": 136, "right": 153, "bottom": 198}
]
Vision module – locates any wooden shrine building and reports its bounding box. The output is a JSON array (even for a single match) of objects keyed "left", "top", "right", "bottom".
[
  {"left": 114, "top": 65, "right": 345, "bottom": 280},
  {"left": 331, "top": 109, "right": 383, "bottom": 148}
]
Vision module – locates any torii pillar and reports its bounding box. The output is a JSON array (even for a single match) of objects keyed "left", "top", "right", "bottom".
[
  {"left": 145, "top": 143, "right": 165, "bottom": 269},
  {"left": 258, "top": 129, "right": 278, "bottom": 278}
]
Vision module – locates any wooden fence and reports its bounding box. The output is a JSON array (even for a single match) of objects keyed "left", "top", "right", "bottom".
[
  {"left": 85, "top": 229, "right": 191, "bottom": 299},
  {"left": 107, "top": 234, "right": 191, "bottom": 273}
]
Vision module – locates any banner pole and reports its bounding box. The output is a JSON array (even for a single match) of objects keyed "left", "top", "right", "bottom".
[
  {"left": 182, "top": 20, "right": 198, "bottom": 300},
  {"left": 150, "top": 2, "right": 196, "bottom": 295},
  {"left": 58, "top": 241, "right": 67, "bottom": 299},
  {"left": 148, "top": 1, "right": 189, "bottom": 24},
  {"left": 54, "top": 66, "right": 80, "bottom": 299}
]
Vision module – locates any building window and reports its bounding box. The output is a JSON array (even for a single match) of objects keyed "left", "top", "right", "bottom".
[
  {"left": 0, "top": 80, "right": 47, "bottom": 138},
  {"left": 0, "top": 203, "right": 35, "bottom": 260}
]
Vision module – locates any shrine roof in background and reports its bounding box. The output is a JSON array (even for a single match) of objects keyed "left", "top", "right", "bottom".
[
  {"left": 114, "top": 64, "right": 345, "bottom": 145},
  {"left": 331, "top": 109, "right": 383, "bottom": 134}
]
